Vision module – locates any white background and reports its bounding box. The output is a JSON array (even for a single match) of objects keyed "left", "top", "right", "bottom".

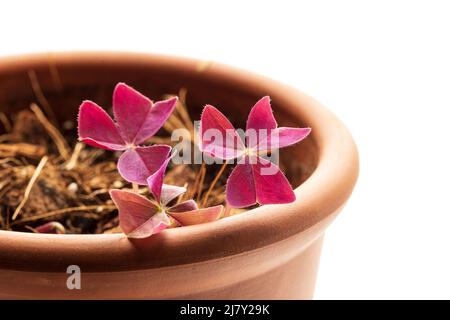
[{"left": 1, "top": 0, "right": 449, "bottom": 299}]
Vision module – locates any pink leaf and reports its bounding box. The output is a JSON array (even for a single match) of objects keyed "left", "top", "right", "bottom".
[
  {"left": 245, "top": 96, "right": 277, "bottom": 148},
  {"left": 252, "top": 156, "right": 296, "bottom": 205},
  {"left": 160, "top": 184, "right": 187, "bottom": 206},
  {"left": 117, "top": 145, "right": 171, "bottom": 185},
  {"left": 226, "top": 156, "right": 296, "bottom": 207},
  {"left": 200, "top": 105, "right": 245, "bottom": 160},
  {"left": 246, "top": 96, "right": 277, "bottom": 131},
  {"left": 35, "top": 221, "right": 65, "bottom": 234},
  {"left": 146, "top": 154, "right": 173, "bottom": 203},
  {"left": 78, "top": 101, "right": 126, "bottom": 150},
  {"left": 127, "top": 212, "right": 170, "bottom": 238},
  {"left": 112, "top": 83, "right": 153, "bottom": 144},
  {"left": 109, "top": 189, "right": 169, "bottom": 238},
  {"left": 134, "top": 97, "right": 178, "bottom": 145},
  {"left": 226, "top": 158, "right": 257, "bottom": 208},
  {"left": 169, "top": 205, "right": 223, "bottom": 226},
  {"left": 257, "top": 127, "right": 311, "bottom": 151},
  {"left": 168, "top": 199, "right": 198, "bottom": 213}
]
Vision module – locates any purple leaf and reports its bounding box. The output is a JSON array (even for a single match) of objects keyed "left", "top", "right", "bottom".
[
  {"left": 112, "top": 83, "right": 153, "bottom": 144},
  {"left": 246, "top": 96, "right": 277, "bottom": 131},
  {"left": 160, "top": 184, "right": 187, "bottom": 206},
  {"left": 127, "top": 212, "right": 169, "bottom": 238},
  {"left": 200, "top": 105, "right": 245, "bottom": 160},
  {"left": 168, "top": 199, "right": 198, "bottom": 213},
  {"left": 168, "top": 205, "right": 223, "bottom": 226},
  {"left": 257, "top": 127, "right": 311, "bottom": 151},
  {"left": 252, "top": 156, "right": 296, "bottom": 205},
  {"left": 226, "top": 158, "right": 257, "bottom": 208},
  {"left": 226, "top": 156, "right": 296, "bottom": 208},
  {"left": 109, "top": 189, "right": 169, "bottom": 238},
  {"left": 117, "top": 145, "right": 171, "bottom": 185},
  {"left": 146, "top": 154, "right": 173, "bottom": 203},
  {"left": 112, "top": 83, "right": 177, "bottom": 145},
  {"left": 35, "top": 221, "right": 65, "bottom": 234},
  {"left": 245, "top": 96, "right": 277, "bottom": 148},
  {"left": 78, "top": 101, "right": 126, "bottom": 150},
  {"left": 134, "top": 97, "right": 178, "bottom": 145}
]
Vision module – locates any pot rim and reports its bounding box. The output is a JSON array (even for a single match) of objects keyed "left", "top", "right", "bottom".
[{"left": 0, "top": 51, "right": 359, "bottom": 272}]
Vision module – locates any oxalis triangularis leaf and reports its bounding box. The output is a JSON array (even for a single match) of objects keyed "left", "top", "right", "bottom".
[
  {"left": 110, "top": 154, "right": 223, "bottom": 238},
  {"left": 78, "top": 83, "right": 176, "bottom": 184},
  {"left": 199, "top": 96, "right": 311, "bottom": 208}
]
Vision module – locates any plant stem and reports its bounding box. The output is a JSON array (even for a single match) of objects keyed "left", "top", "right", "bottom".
[
  {"left": 201, "top": 161, "right": 227, "bottom": 208},
  {"left": 223, "top": 203, "right": 233, "bottom": 218},
  {"left": 195, "top": 162, "right": 206, "bottom": 203}
]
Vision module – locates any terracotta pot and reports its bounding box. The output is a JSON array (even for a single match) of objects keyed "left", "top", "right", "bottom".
[{"left": 0, "top": 52, "right": 358, "bottom": 299}]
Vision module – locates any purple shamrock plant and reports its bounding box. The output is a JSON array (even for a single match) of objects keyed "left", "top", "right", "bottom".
[
  {"left": 199, "top": 96, "right": 311, "bottom": 208},
  {"left": 78, "top": 83, "right": 176, "bottom": 185},
  {"left": 77, "top": 82, "right": 311, "bottom": 239},
  {"left": 110, "top": 154, "right": 223, "bottom": 238}
]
